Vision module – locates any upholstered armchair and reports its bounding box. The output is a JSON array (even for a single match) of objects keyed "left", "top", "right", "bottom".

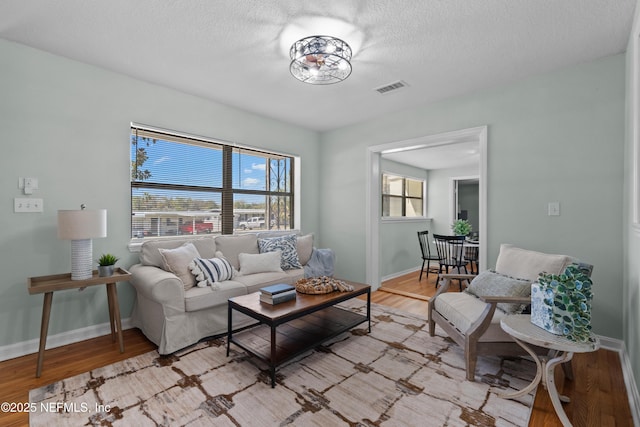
[{"left": 428, "top": 244, "right": 590, "bottom": 381}]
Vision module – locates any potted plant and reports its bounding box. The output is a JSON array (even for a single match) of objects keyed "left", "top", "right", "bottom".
[
  {"left": 531, "top": 264, "right": 594, "bottom": 342},
  {"left": 97, "top": 253, "right": 119, "bottom": 277},
  {"left": 451, "top": 219, "right": 472, "bottom": 236}
]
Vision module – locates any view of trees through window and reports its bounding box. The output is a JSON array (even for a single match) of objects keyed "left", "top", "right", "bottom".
[{"left": 130, "top": 126, "right": 294, "bottom": 238}]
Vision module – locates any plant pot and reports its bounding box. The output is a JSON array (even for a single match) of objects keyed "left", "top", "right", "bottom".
[{"left": 98, "top": 265, "right": 115, "bottom": 277}]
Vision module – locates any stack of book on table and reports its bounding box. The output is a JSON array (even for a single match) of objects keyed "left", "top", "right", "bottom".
[{"left": 259, "top": 283, "right": 296, "bottom": 305}]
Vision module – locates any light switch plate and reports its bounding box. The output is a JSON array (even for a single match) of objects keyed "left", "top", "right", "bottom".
[
  {"left": 548, "top": 201, "right": 560, "bottom": 216},
  {"left": 14, "top": 198, "right": 43, "bottom": 213}
]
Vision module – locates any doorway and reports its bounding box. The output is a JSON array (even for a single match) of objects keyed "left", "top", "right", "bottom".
[
  {"left": 452, "top": 177, "right": 480, "bottom": 240},
  {"left": 365, "top": 126, "right": 487, "bottom": 290}
]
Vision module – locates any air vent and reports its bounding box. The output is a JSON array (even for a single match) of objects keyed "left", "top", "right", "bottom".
[{"left": 375, "top": 80, "right": 408, "bottom": 95}]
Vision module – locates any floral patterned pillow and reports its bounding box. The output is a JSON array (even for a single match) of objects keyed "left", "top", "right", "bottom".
[{"left": 257, "top": 234, "right": 302, "bottom": 271}]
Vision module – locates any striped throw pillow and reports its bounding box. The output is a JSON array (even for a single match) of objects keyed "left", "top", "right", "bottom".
[{"left": 189, "top": 257, "right": 234, "bottom": 289}]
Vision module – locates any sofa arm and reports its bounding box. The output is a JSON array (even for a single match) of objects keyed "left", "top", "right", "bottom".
[{"left": 129, "top": 264, "right": 186, "bottom": 311}]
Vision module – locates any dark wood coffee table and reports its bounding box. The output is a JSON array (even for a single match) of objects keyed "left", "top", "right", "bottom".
[{"left": 226, "top": 280, "right": 370, "bottom": 387}]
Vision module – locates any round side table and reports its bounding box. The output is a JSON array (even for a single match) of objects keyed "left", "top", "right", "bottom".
[{"left": 499, "top": 314, "right": 600, "bottom": 427}]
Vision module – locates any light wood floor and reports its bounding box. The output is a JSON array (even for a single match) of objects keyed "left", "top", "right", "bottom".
[
  {"left": 380, "top": 270, "right": 634, "bottom": 427},
  {"left": 0, "top": 271, "right": 633, "bottom": 427}
]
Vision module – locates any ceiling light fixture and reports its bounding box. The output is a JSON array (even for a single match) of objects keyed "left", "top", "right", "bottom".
[{"left": 289, "top": 35, "right": 352, "bottom": 85}]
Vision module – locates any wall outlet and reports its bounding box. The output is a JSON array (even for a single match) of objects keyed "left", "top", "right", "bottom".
[{"left": 14, "top": 198, "right": 43, "bottom": 213}]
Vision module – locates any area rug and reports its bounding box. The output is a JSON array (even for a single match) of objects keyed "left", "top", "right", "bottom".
[{"left": 30, "top": 301, "right": 536, "bottom": 426}]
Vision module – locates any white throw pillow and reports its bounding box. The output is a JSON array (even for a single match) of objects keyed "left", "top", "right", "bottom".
[
  {"left": 189, "top": 257, "right": 234, "bottom": 289},
  {"left": 158, "top": 243, "right": 201, "bottom": 290},
  {"left": 238, "top": 251, "right": 283, "bottom": 275}
]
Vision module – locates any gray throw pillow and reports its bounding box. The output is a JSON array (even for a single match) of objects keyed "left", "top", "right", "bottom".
[{"left": 465, "top": 270, "right": 531, "bottom": 314}]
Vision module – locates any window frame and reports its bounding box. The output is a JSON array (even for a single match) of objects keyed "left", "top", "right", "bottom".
[
  {"left": 381, "top": 171, "right": 427, "bottom": 221},
  {"left": 129, "top": 123, "right": 295, "bottom": 241}
]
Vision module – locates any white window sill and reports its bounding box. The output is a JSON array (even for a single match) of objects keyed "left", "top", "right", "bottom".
[{"left": 381, "top": 217, "right": 432, "bottom": 223}]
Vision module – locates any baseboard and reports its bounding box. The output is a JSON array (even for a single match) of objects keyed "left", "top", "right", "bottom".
[
  {"left": 381, "top": 267, "right": 421, "bottom": 282},
  {"left": 0, "top": 318, "right": 133, "bottom": 362},
  {"left": 598, "top": 335, "right": 640, "bottom": 426}
]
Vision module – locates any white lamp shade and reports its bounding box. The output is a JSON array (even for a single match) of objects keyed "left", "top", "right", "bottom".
[{"left": 57, "top": 209, "right": 107, "bottom": 240}]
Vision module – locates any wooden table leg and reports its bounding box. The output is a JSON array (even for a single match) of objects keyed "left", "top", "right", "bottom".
[
  {"left": 496, "top": 336, "right": 543, "bottom": 399},
  {"left": 36, "top": 292, "right": 53, "bottom": 378},
  {"left": 106, "top": 283, "right": 124, "bottom": 353},
  {"left": 545, "top": 351, "right": 575, "bottom": 427},
  {"left": 106, "top": 283, "right": 116, "bottom": 342}
]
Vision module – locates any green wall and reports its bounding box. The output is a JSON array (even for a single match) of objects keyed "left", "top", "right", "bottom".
[
  {"left": 320, "top": 54, "right": 625, "bottom": 339},
  {"left": 0, "top": 39, "right": 320, "bottom": 351},
  {"left": 0, "top": 37, "right": 630, "bottom": 364}
]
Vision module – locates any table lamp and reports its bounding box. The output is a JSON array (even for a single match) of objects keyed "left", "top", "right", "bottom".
[{"left": 57, "top": 205, "right": 107, "bottom": 280}]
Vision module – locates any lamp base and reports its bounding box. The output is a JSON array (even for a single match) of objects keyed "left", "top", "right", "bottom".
[{"left": 71, "top": 239, "right": 93, "bottom": 280}]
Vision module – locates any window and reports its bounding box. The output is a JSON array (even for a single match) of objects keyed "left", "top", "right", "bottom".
[
  {"left": 381, "top": 173, "right": 425, "bottom": 217},
  {"left": 130, "top": 124, "right": 294, "bottom": 238}
]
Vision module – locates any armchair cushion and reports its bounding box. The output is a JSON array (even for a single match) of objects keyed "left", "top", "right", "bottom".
[
  {"left": 465, "top": 270, "right": 531, "bottom": 314},
  {"left": 495, "top": 244, "right": 572, "bottom": 281},
  {"left": 434, "top": 292, "right": 509, "bottom": 337}
]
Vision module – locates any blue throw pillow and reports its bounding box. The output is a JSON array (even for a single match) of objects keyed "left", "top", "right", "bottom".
[{"left": 258, "top": 234, "right": 302, "bottom": 271}]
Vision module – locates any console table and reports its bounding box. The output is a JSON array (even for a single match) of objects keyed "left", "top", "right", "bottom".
[
  {"left": 28, "top": 268, "right": 131, "bottom": 377},
  {"left": 499, "top": 314, "right": 600, "bottom": 427}
]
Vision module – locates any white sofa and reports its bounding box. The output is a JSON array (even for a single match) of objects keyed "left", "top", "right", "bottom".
[{"left": 129, "top": 232, "right": 316, "bottom": 354}]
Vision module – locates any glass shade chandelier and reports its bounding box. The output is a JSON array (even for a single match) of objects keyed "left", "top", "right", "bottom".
[{"left": 289, "top": 35, "right": 352, "bottom": 85}]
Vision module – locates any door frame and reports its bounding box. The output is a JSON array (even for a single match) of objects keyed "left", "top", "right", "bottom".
[
  {"left": 366, "top": 126, "right": 487, "bottom": 289},
  {"left": 450, "top": 175, "right": 480, "bottom": 229}
]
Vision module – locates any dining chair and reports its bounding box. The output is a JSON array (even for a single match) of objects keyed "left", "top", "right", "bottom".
[
  {"left": 417, "top": 230, "right": 440, "bottom": 281},
  {"left": 433, "top": 234, "right": 468, "bottom": 290},
  {"left": 464, "top": 244, "right": 479, "bottom": 275}
]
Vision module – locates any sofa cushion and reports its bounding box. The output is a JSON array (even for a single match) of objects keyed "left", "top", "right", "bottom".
[
  {"left": 495, "top": 244, "right": 572, "bottom": 282},
  {"left": 233, "top": 270, "right": 302, "bottom": 293},
  {"left": 258, "top": 234, "right": 302, "bottom": 270},
  {"left": 238, "top": 251, "right": 283, "bottom": 275},
  {"left": 184, "top": 280, "right": 248, "bottom": 312},
  {"left": 215, "top": 234, "right": 259, "bottom": 270},
  {"left": 296, "top": 234, "right": 314, "bottom": 265},
  {"left": 434, "top": 292, "right": 508, "bottom": 334},
  {"left": 189, "top": 257, "right": 234, "bottom": 289},
  {"left": 465, "top": 270, "right": 531, "bottom": 314},
  {"left": 140, "top": 237, "right": 216, "bottom": 268},
  {"left": 158, "top": 243, "right": 201, "bottom": 290}
]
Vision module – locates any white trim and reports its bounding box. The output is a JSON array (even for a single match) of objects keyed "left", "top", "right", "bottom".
[
  {"left": 449, "top": 174, "right": 480, "bottom": 227},
  {"left": 597, "top": 335, "right": 640, "bottom": 426},
  {"left": 366, "top": 126, "right": 488, "bottom": 290},
  {"left": 631, "top": 19, "right": 640, "bottom": 227},
  {"left": 381, "top": 217, "right": 432, "bottom": 223},
  {"left": 0, "top": 318, "right": 133, "bottom": 362},
  {"left": 380, "top": 267, "right": 421, "bottom": 282},
  {"left": 365, "top": 148, "right": 381, "bottom": 289}
]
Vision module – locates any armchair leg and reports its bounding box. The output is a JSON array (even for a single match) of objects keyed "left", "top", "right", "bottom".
[
  {"left": 465, "top": 340, "right": 477, "bottom": 381},
  {"left": 466, "top": 356, "right": 477, "bottom": 382},
  {"left": 428, "top": 318, "right": 435, "bottom": 336}
]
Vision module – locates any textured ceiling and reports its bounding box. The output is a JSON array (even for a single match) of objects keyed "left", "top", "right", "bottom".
[{"left": 0, "top": 0, "right": 635, "bottom": 132}]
